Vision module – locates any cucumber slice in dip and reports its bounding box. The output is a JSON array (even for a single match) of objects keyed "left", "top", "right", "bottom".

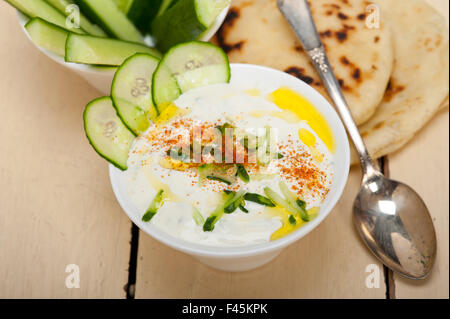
[
  {"left": 152, "top": 0, "right": 230, "bottom": 52},
  {"left": 65, "top": 33, "right": 161, "bottom": 66},
  {"left": 74, "top": 0, "right": 144, "bottom": 43},
  {"left": 45, "top": 0, "right": 106, "bottom": 36},
  {"left": 83, "top": 96, "right": 135, "bottom": 170},
  {"left": 152, "top": 41, "right": 230, "bottom": 112},
  {"left": 142, "top": 190, "right": 165, "bottom": 222},
  {"left": 25, "top": 18, "right": 69, "bottom": 56},
  {"left": 111, "top": 53, "right": 160, "bottom": 135},
  {"left": 5, "top": 0, "right": 84, "bottom": 34}
]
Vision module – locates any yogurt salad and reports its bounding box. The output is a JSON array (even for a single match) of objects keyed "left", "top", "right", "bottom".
[
  {"left": 125, "top": 84, "right": 335, "bottom": 247},
  {"left": 83, "top": 41, "right": 338, "bottom": 249}
]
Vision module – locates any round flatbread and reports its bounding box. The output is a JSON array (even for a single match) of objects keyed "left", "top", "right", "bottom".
[
  {"left": 214, "top": 0, "right": 394, "bottom": 125},
  {"left": 351, "top": 0, "right": 449, "bottom": 164}
]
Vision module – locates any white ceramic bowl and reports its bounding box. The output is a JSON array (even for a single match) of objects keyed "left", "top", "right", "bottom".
[
  {"left": 17, "top": 5, "right": 230, "bottom": 94},
  {"left": 109, "top": 64, "right": 350, "bottom": 272}
]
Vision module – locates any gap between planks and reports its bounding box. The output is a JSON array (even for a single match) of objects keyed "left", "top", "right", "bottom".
[
  {"left": 379, "top": 156, "right": 396, "bottom": 299},
  {"left": 126, "top": 224, "right": 140, "bottom": 299}
]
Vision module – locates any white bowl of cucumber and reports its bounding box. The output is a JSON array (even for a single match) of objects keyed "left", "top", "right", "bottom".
[{"left": 15, "top": 0, "right": 230, "bottom": 94}]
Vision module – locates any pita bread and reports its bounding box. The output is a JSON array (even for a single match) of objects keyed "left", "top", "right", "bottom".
[
  {"left": 214, "top": 0, "right": 394, "bottom": 124},
  {"left": 351, "top": 0, "right": 449, "bottom": 164}
]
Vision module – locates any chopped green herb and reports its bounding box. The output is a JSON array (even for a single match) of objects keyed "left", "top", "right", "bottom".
[
  {"left": 236, "top": 164, "right": 250, "bottom": 183},
  {"left": 241, "top": 137, "right": 249, "bottom": 150},
  {"left": 224, "top": 190, "right": 233, "bottom": 195},
  {"left": 276, "top": 153, "right": 284, "bottom": 159},
  {"left": 289, "top": 215, "right": 297, "bottom": 225},
  {"left": 142, "top": 190, "right": 164, "bottom": 222},
  {"left": 206, "top": 175, "right": 232, "bottom": 185},
  {"left": 192, "top": 207, "right": 205, "bottom": 226},
  {"left": 264, "top": 187, "right": 292, "bottom": 211},
  {"left": 244, "top": 193, "right": 275, "bottom": 207},
  {"left": 224, "top": 192, "right": 246, "bottom": 214},
  {"left": 239, "top": 204, "right": 249, "bottom": 213},
  {"left": 203, "top": 191, "right": 245, "bottom": 232},
  {"left": 215, "top": 122, "right": 234, "bottom": 135},
  {"left": 142, "top": 211, "right": 156, "bottom": 222},
  {"left": 264, "top": 186, "right": 309, "bottom": 221},
  {"left": 279, "top": 181, "right": 309, "bottom": 222},
  {"left": 203, "top": 215, "right": 217, "bottom": 232},
  {"left": 296, "top": 199, "right": 306, "bottom": 209}
]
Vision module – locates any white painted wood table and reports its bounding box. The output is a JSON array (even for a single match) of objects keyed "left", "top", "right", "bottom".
[{"left": 0, "top": 0, "right": 447, "bottom": 299}]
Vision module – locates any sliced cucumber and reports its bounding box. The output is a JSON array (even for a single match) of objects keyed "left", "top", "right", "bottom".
[
  {"left": 264, "top": 186, "right": 309, "bottom": 222},
  {"left": 25, "top": 18, "right": 68, "bottom": 56},
  {"left": 83, "top": 96, "right": 135, "bottom": 170},
  {"left": 278, "top": 181, "right": 309, "bottom": 221},
  {"left": 115, "top": 0, "right": 163, "bottom": 34},
  {"left": 243, "top": 193, "right": 275, "bottom": 207},
  {"left": 74, "top": 0, "right": 144, "bottom": 43},
  {"left": 65, "top": 33, "right": 161, "bottom": 66},
  {"left": 156, "top": 0, "right": 178, "bottom": 17},
  {"left": 111, "top": 53, "right": 160, "bottom": 135},
  {"left": 196, "top": 0, "right": 230, "bottom": 27},
  {"left": 142, "top": 189, "right": 165, "bottom": 222},
  {"left": 112, "top": 0, "right": 133, "bottom": 12},
  {"left": 5, "top": 0, "right": 84, "bottom": 34},
  {"left": 44, "top": 0, "right": 106, "bottom": 36},
  {"left": 203, "top": 190, "right": 245, "bottom": 232},
  {"left": 151, "top": 62, "right": 181, "bottom": 113},
  {"left": 192, "top": 206, "right": 205, "bottom": 226},
  {"left": 152, "top": 41, "right": 230, "bottom": 111},
  {"left": 152, "top": 0, "right": 229, "bottom": 52}
]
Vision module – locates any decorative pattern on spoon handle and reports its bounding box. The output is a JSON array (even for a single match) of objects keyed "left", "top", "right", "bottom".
[{"left": 308, "top": 47, "right": 329, "bottom": 73}]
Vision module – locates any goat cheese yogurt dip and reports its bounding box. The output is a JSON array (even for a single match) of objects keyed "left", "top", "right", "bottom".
[{"left": 124, "top": 83, "right": 335, "bottom": 247}]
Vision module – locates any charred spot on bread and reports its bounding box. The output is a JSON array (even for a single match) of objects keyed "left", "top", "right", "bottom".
[
  {"left": 340, "top": 56, "right": 351, "bottom": 65},
  {"left": 338, "top": 12, "right": 349, "bottom": 20},
  {"left": 294, "top": 44, "right": 304, "bottom": 52},
  {"left": 216, "top": 7, "right": 246, "bottom": 54},
  {"left": 336, "top": 30, "right": 348, "bottom": 42},
  {"left": 352, "top": 68, "right": 362, "bottom": 82},
  {"left": 319, "top": 30, "right": 333, "bottom": 38},
  {"left": 284, "top": 67, "right": 315, "bottom": 85},
  {"left": 384, "top": 80, "right": 406, "bottom": 102},
  {"left": 374, "top": 121, "right": 386, "bottom": 130},
  {"left": 357, "top": 13, "right": 366, "bottom": 20}
]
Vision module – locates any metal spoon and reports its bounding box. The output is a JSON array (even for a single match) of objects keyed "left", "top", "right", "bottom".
[{"left": 278, "top": 0, "right": 437, "bottom": 279}]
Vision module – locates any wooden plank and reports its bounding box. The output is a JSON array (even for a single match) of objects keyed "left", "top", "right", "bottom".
[
  {"left": 386, "top": 0, "right": 449, "bottom": 300},
  {"left": 0, "top": 3, "right": 131, "bottom": 298},
  {"left": 388, "top": 109, "right": 449, "bottom": 299},
  {"left": 135, "top": 168, "right": 386, "bottom": 298}
]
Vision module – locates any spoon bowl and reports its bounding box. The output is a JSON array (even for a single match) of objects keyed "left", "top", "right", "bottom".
[
  {"left": 278, "top": 0, "right": 438, "bottom": 279},
  {"left": 354, "top": 173, "right": 436, "bottom": 279}
]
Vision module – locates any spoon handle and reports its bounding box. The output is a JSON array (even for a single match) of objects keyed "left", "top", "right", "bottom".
[{"left": 277, "top": 0, "right": 379, "bottom": 178}]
